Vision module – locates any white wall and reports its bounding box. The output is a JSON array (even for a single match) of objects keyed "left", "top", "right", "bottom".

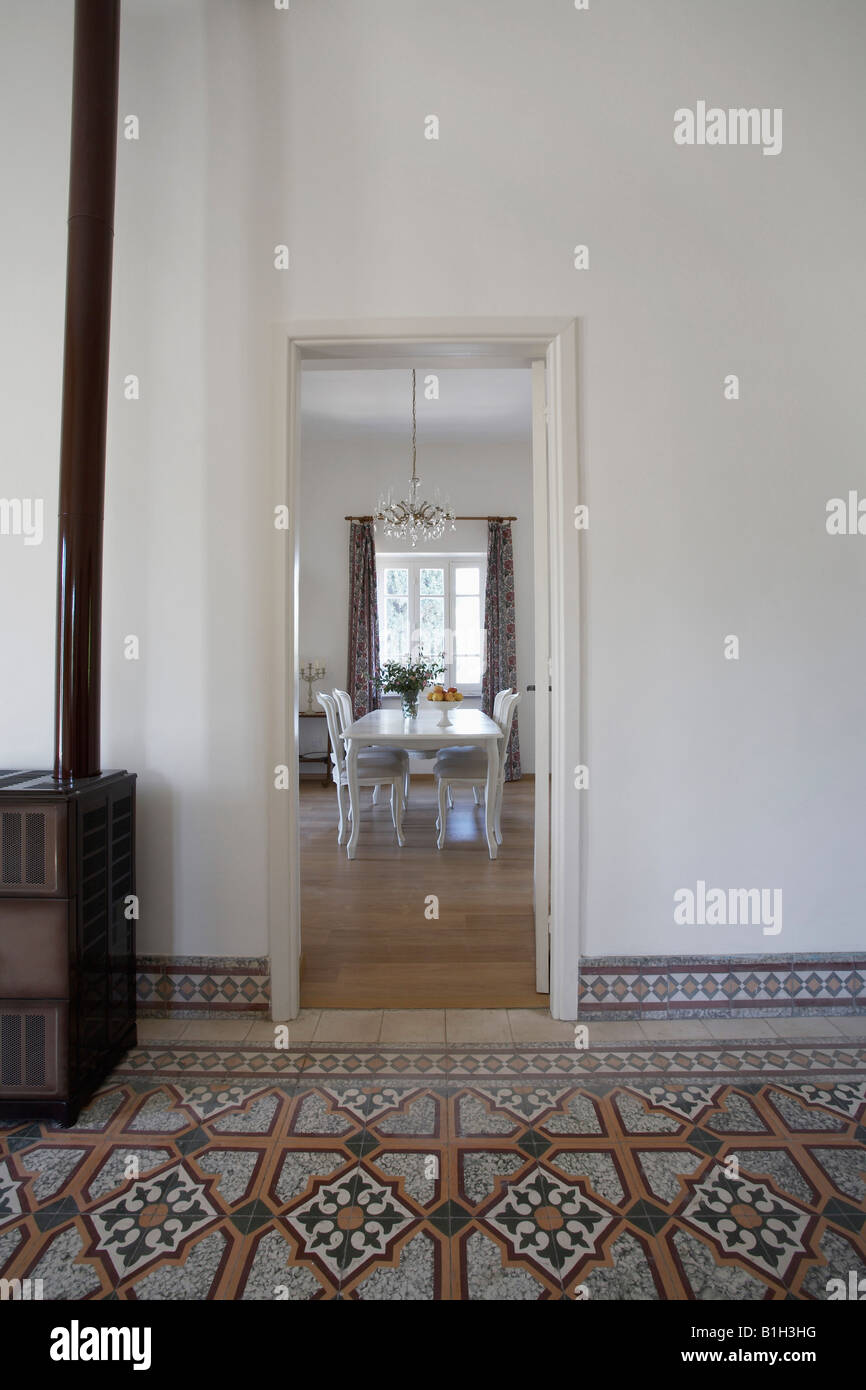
[
  {"left": 0, "top": 0, "right": 272, "bottom": 957},
  {"left": 2, "top": 0, "right": 865, "bottom": 972},
  {"left": 299, "top": 369, "right": 535, "bottom": 771}
]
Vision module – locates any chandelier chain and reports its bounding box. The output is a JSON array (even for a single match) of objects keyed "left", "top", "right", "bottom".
[
  {"left": 411, "top": 369, "right": 417, "bottom": 480},
  {"left": 373, "top": 366, "right": 456, "bottom": 547}
]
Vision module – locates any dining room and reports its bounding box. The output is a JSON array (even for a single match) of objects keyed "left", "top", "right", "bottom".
[{"left": 296, "top": 357, "right": 544, "bottom": 1009}]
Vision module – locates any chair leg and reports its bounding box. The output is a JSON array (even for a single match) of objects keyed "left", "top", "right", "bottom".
[
  {"left": 392, "top": 780, "right": 405, "bottom": 846},
  {"left": 494, "top": 778, "right": 504, "bottom": 845},
  {"left": 372, "top": 783, "right": 380, "bottom": 804},
  {"left": 437, "top": 777, "right": 448, "bottom": 850},
  {"left": 336, "top": 780, "right": 348, "bottom": 845},
  {"left": 472, "top": 785, "right": 480, "bottom": 805},
  {"left": 447, "top": 786, "right": 453, "bottom": 809},
  {"left": 403, "top": 762, "right": 410, "bottom": 808}
]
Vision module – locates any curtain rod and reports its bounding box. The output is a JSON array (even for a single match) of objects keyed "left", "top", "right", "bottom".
[{"left": 345, "top": 514, "right": 516, "bottom": 522}]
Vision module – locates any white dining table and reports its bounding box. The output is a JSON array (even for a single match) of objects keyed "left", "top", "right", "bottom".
[{"left": 342, "top": 706, "right": 503, "bottom": 861}]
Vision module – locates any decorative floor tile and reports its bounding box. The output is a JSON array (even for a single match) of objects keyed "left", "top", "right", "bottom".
[
  {"left": 615, "top": 1091, "right": 683, "bottom": 1135},
  {"left": 285, "top": 1165, "right": 415, "bottom": 1282},
  {"left": 725, "top": 1148, "right": 816, "bottom": 1205},
  {"left": 458, "top": 1226, "right": 556, "bottom": 1299},
  {"left": 766, "top": 1088, "right": 848, "bottom": 1133},
  {"left": 634, "top": 1150, "right": 703, "bottom": 1204},
  {"left": 0, "top": 1039, "right": 863, "bottom": 1300},
  {"left": 570, "top": 1228, "right": 665, "bottom": 1300},
  {"left": 130, "top": 1228, "right": 232, "bottom": 1300},
  {"left": 88, "top": 1162, "right": 220, "bottom": 1278},
  {"left": 193, "top": 1149, "right": 265, "bottom": 1206},
  {"left": 539, "top": 1092, "right": 605, "bottom": 1136},
  {"left": 290, "top": 1092, "right": 357, "bottom": 1137},
  {"left": 368, "top": 1151, "right": 443, "bottom": 1210},
  {"left": 270, "top": 1149, "right": 351, "bottom": 1207},
  {"left": 86, "top": 1148, "right": 173, "bottom": 1203},
  {"left": 234, "top": 1224, "right": 332, "bottom": 1300},
  {"left": 703, "top": 1092, "right": 770, "bottom": 1134},
  {"left": 482, "top": 1165, "right": 615, "bottom": 1284},
  {"left": 806, "top": 1146, "right": 866, "bottom": 1203},
  {"left": 679, "top": 1164, "right": 815, "bottom": 1281},
  {"left": 547, "top": 1149, "right": 626, "bottom": 1205},
  {"left": 780, "top": 1079, "right": 866, "bottom": 1119},
  {"left": 626, "top": 1083, "right": 723, "bottom": 1122},
  {"left": 0, "top": 1159, "right": 24, "bottom": 1227},
  {"left": 668, "top": 1226, "right": 770, "bottom": 1300},
  {"left": 458, "top": 1150, "right": 528, "bottom": 1208},
  {"left": 344, "top": 1227, "right": 441, "bottom": 1300}
]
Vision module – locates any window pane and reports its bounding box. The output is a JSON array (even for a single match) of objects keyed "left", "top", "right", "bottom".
[
  {"left": 419, "top": 596, "right": 445, "bottom": 660},
  {"left": 456, "top": 655, "right": 481, "bottom": 686},
  {"left": 385, "top": 567, "right": 408, "bottom": 596},
  {"left": 454, "top": 566, "right": 480, "bottom": 595},
  {"left": 455, "top": 595, "right": 481, "bottom": 656},
  {"left": 420, "top": 567, "right": 444, "bottom": 596},
  {"left": 384, "top": 596, "right": 410, "bottom": 662}
]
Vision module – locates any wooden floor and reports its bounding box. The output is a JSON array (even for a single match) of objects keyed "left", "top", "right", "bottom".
[{"left": 299, "top": 774, "right": 544, "bottom": 1009}]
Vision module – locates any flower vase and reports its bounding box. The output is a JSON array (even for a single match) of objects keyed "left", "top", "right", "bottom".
[{"left": 401, "top": 694, "right": 419, "bottom": 720}]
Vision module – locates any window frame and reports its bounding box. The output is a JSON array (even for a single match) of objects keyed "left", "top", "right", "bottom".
[{"left": 375, "top": 551, "right": 487, "bottom": 696}]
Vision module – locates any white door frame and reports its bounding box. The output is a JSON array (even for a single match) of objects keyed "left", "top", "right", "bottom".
[
  {"left": 530, "top": 359, "right": 551, "bottom": 994},
  {"left": 268, "top": 317, "right": 582, "bottom": 1021}
]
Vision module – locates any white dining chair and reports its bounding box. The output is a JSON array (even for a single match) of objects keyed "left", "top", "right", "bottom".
[
  {"left": 332, "top": 687, "right": 354, "bottom": 737},
  {"left": 433, "top": 691, "right": 521, "bottom": 850},
  {"left": 445, "top": 689, "right": 521, "bottom": 818},
  {"left": 441, "top": 687, "right": 514, "bottom": 809},
  {"left": 333, "top": 686, "right": 382, "bottom": 805},
  {"left": 317, "top": 692, "right": 406, "bottom": 847},
  {"left": 332, "top": 687, "right": 410, "bottom": 808},
  {"left": 492, "top": 687, "right": 513, "bottom": 722}
]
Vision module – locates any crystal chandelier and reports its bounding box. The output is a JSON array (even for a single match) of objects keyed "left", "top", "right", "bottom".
[{"left": 374, "top": 369, "right": 456, "bottom": 548}]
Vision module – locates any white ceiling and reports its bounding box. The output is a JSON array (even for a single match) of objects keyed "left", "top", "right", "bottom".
[{"left": 300, "top": 368, "right": 532, "bottom": 441}]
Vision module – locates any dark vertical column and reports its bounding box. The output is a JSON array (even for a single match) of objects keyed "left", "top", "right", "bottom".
[{"left": 54, "top": 0, "right": 121, "bottom": 781}]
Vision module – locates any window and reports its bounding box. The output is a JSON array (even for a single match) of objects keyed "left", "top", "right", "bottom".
[{"left": 376, "top": 554, "right": 487, "bottom": 694}]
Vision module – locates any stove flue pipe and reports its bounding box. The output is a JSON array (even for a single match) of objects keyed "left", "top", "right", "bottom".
[{"left": 54, "top": 0, "right": 121, "bottom": 782}]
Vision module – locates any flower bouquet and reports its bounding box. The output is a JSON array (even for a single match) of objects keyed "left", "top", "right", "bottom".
[{"left": 375, "top": 653, "right": 445, "bottom": 720}]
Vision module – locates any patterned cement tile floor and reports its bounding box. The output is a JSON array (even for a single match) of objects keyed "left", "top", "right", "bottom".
[
  {"left": 1, "top": 1023, "right": 865, "bottom": 1301},
  {"left": 136, "top": 1009, "right": 866, "bottom": 1046}
]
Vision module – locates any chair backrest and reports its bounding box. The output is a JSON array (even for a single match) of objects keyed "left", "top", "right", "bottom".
[
  {"left": 317, "top": 691, "right": 346, "bottom": 778},
  {"left": 492, "top": 687, "right": 513, "bottom": 723},
  {"left": 495, "top": 691, "right": 521, "bottom": 779},
  {"left": 333, "top": 688, "right": 354, "bottom": 735}
]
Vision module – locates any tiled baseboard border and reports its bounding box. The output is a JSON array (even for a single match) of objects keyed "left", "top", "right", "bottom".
[
  {"left": 136, "top": 953, "right": 865, "bottom": 1019},
  {"left": 136, "top": 956, "right": 270, "bottom": 1016},
  {"left": 578, "top": 953, "right": 866, "bottom": 1019}
]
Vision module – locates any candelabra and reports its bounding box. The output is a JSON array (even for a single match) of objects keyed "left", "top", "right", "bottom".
[{"left": 301, "top": 661, "right": 326, "bottom": 712}]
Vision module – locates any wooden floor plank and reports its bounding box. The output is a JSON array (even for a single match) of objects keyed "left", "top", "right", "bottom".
[{"left": 299, "top": 775, "right": 545, "bottom": 1008}]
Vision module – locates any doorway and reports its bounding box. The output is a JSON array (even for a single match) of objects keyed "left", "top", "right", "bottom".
[
  {"left": 297, "top": 360, "right": 538, "bottom": 1007},
  {"left": 268, "top": 319, "right": 581, "bottom": 1021}
]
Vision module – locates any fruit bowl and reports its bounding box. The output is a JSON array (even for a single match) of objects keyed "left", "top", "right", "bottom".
[{"left": 426, "top": 684, "right": 464, "bottom": 703}]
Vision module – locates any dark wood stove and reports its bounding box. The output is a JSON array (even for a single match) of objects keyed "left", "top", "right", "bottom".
[{"left": 0, "top": 769, "right": 136, "bottom": 1125}]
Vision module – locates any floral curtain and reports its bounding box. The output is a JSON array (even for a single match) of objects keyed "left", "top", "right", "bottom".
[
  {"left": 481, "top": 519, "right": 521, "bottom": 781},
  {"left": 347, "top": 521, "right": 381, "bottom": 718}
]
